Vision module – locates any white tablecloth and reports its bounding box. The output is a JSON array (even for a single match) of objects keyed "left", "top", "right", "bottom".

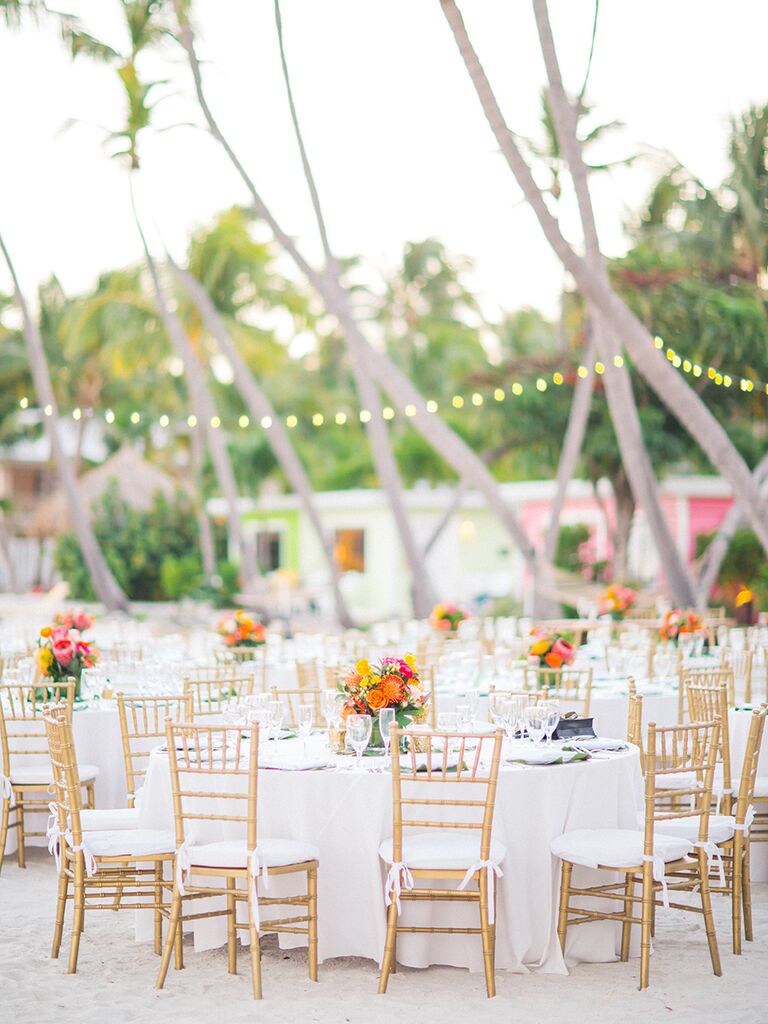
[
  {"left": 139, "top": 739, "right": 642, "bottom": 973},
  {"left": 728, "top": 707, "right": 768, "bottom": 882}
]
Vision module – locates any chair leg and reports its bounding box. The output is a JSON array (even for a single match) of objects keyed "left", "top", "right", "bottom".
[
  {"left": 226, "top": 877, "right": 237, "bottom": 975},
  {"left": 378, "top": 901, "right": 398, "bottom": 994},
  {"left": 51, "top": 866, "right": 69, "bottom": 958},
  {"left": 157, "top": 889, "right": 182, "bottom": 989},
  {"left": 113, "top": 863, "right": 127, "bottom": 911},
  {"left": 307, "top": 865, "right": 318, "bottom": 983},
  {"left": 620, "top": 872, "right": 634, "bottom": 962},
  {"left": 556, "top": 861, "right": 572, "bottom": 954},
  {"left": 479, "top": 870, "right": 496, "bottom": 998},
  {"left": 0, "top": 798, "right": 9, "bottom": 874},
  {"left": 68, "top": 863, "right": 85, "bottom": 974},
  {"left": 153, "top": 861, "right": 163, "bottom": 956},
  {"left": 247, "top": 892, "right": 263, "bottom": 1000},
  {"left": 730, "top": 839, "right": 742, "bottom": 955},
  {"left": 698, "top": 852, "right": 722, "bottom": 977},
  {"left": 16, "top": 795, "right": 25, "bottom": 868},
  {"left": 742, "top": 841, "right": 753, "bottom": 942},
  {"left": 639, "top": 863, "right": 653, "bottom": 990}
]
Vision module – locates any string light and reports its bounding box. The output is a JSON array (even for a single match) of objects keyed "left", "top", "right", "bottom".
[
  {"left": 426, "top": 399, "right": 439, "bottom": 412},
  {"left": 130, "top": 411, "right": 141, "bottom": 424},
  {"left": 382, "top": 406, "right": 395, "bottom": 420},
  {"left": 312, "top": 413, "right": 324, "bottom": 426},
  {"left": 286, "top": 415, "right": 298, "bottom": 428},
  {"left": 613, "top": 355, "right": 624, "bottom": 368},
  {"left": 471, "top": 392, "right": 483, "bottom": 406},
  {"left": 493, "top": 388, "right": 505, "bottom": 401},
  {"left": 105, "top": 409, "right": 115, "bottom": 424},
  {"left": 261, "top": 415, "right": 273, "bottom": 429},
  {"left": 159, "top": 414, "right": 170, "bottom": 428},
  {"left": 577, "top": 365, "right": 588, "bottom": 378},
  {"left": 595, "top": 361, "right": 605, "bottom": 375},
  {"left": 511, "top": 382, "right": 523, "bottom": 396},
  {"left": 19, "top": 397, "right": 29, "bottom": 409},
  {"left": 536, "top": 378, "right": 547, "bottom": 392},
  {"left": 187, "top": 414, "right": 197, "bottom": 428},
  {"left": 72, "top": 408, "right": 82, "bottom": 421},
  {"left": 359, "top": 409, "right": 371, "bottom": 423},
  {"left": 210, "top": 415, "right": 221, "bottom": 428},
  {"left": 552, "top": 372, "right": 564, "bottom": 386},
  {"left": 334, "top": 412, "right": 346, "bottom": 425},
  {"left": 452, "top": 395, "right": 464, "bottom": 409},
  {"left": 44, "top": 404, "right": 53, "bottom": 416}
]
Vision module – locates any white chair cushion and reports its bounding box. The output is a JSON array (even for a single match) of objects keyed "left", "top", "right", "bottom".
[
  {"left": 550, "top": 828, "right": 691, "bottom": 870},
  {"left": 378, "top": 831, "right": 506, "bottom": 870},
  {"left": 188, "top": 837, "right": 319, "bottom": 869},
  {"left": 80, "top": 829, "right": 176, "bottom": 858},
  {"left": 11, "top": 763, "right": 99, "bottom": 785},
  {"left": 654, "top": 814, "right": 735, "bottom": 845},
  {"left": 81, "top": 808, "right": 140, "bottom": 832},
  {"left": 654, "top": 771, "right": 700, "bottom": 791}
]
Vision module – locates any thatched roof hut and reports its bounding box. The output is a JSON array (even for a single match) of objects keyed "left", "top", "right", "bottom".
[{"left": 25, "top": 445, "right": 183, "bottom": 539}]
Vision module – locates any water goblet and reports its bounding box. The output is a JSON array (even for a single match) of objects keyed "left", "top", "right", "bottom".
[
  {"left": 346, "top": 713, "right": 372, "bottom": 771},
  {"left": 455, "top": 704, "right": 471, "bottom": 730},
  {"left": 378, "top": 707, "right": 396, "bottom": 768},
  {"left": 298, "top": 704, "right": 313, "bottom": 760},
  {"left": 437, "top": 711, "right": 458, "bottom": 732},
  {"left": 543, "top": 701, "right": 560, "bottom": 746},
  {"left": 524, "top": 704, "right": 547, "bottom": 744},
  {"left": 268, "top": 700, "right": 284, "bottom": 753}
]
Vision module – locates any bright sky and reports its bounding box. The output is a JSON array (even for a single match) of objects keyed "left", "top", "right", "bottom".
[{"left": 1, "top": 0, "right": 766, "bottom": 322}]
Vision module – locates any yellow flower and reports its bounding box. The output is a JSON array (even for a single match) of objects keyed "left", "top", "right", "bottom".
[
  {"left": 404, "top": 653, "right": 416, "bottom": 668},
  {"left": 530, "top": 638, "right": 550, "bottom": 656},
  {"left": 355, "top": 659, "right": 370, "bottom": 676},
  {"left": 36, "top": 647, "right": 53, "bottom": 673},
  {"left": 433, "top": 603, "right": 445, "bottom": 617},
  {"left": 359, "top": 674, "right": 376, "bottom": 689},
  {"left": 40, "top": 626, "right": 52, "bottom": 638}
]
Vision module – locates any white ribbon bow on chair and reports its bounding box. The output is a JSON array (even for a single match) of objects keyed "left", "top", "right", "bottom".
[
  {"left": 692, "top": 840, "right": 726, "bottom": 887},
  {"left": 458, "top": 860, "right": 504, "bottom": 925},
  {"left": 66, "top": 833, "right": 97, "bottom": 878},
  {"left": 732, "top": 805, "right": 756, "bottom": 835},
  {"left": 247, "top": 847, "right": 270, "bottom": 930},
  {"left": 642, "top": 853, "right": 670, "bottom": 908},
  {"left": 46, "top": 802, "right": 63, "bottom": 873},
  {"left": 384, "top": 862, "right": 414, "bottom": 914},
  {"left": 174, "top": 840, "right": 191, "bottom": 896},
  {"left": 1, "top": 774, "right": 12, "bottom": 802}
]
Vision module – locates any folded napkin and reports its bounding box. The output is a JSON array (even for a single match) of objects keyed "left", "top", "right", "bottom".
[
  {"left": 566, "top": 737, "right": 629, "bottom": 752},
  {"left": 506, "top": 747, "right": 588, "bottom": 766},
  {"left": 260, "top": 754, "right": 333, "bottom": 771}
]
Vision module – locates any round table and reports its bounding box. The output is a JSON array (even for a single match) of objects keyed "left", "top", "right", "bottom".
[
  {"left": 728, "top": 706, "right": 768, "bottom": 882},
  {"left": 138, "top": 738, "right": 642, "bottom": 973}
]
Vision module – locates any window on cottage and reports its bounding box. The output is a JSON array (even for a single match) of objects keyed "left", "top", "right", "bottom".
[
  {"left": 257, "top": 530, "right": 282, "bottom": 572},
  {"left": 334, "top": 528, "right": 365, "bottom": 572}
]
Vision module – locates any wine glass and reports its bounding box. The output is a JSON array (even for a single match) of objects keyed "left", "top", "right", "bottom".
[
  {"left": 437, "top": 711, "right": 458, "bottom": 732},
  {"left": 501, "top": 697, "right": 523, "bottom": 741},
  {"left": 378, "top": 707, "right": 396, "bottom": 768},
  {"left": 542, "top": 701, "right": 560, "bottom": 746},
  {"left": 488, "top": 693, "right": 506, "bottom": 728},
  {"left": 455, "top": 704, "right": 471, "bottom": 730},
  {"left": 346, "top": 713, "right": 372, "bottom": 770},
  {"left": 268, "top": 700, "right": 284, "bottom": 753},
  {"left": 298, "top": 704, "right": 313, "bottom": 761},
  {"left": 321, "top": 688, "right": 340, "bottom": 729},
  {"left": 465, "top": 689, "right": 481, "bottom": 725},
  {"left": 524, "top": 704, "right": 547, "bottom": 744}
]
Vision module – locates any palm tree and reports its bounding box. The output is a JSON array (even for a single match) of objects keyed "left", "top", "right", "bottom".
[
  {"left": 173, "top": 0, "right": 545, "bottom": 614},
  {"left": 69, "top": 1, "right": 250, "bottom": 578},
  {"left": 0, "top": 231, "right": 130, "bottom": 609},
  {"left": 438, "top": 0, "right": 768, "bottom": 590}
]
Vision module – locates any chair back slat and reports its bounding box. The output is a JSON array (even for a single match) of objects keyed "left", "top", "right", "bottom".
[
  {"left": 645, "top": 719, "right": 720, "bottom": 844},
  {"left": 183, "top": 674, "right": 255, "bottom": 719},
  {"left": 269, "top": 686, "right": 322, "bottom": 729},
  {"left": 0, "top": 681, "right": 75, "bottom": 775},
  {"left": 686, "top": 678, "right": 732, "bottom": 807},
  {"left": 523, "top": 666, "right": 592, "bottom": 716},
  {"left": 43, "top": 703, "right": 84, "bottom": 844},
  {"left": 117, "top": 693, "right": 193, "bottom": 806}
]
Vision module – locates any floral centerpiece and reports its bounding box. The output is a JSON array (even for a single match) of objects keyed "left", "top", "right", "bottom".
[
  {"left": 53, "top": 609, "right": 95, "bottom": 632},
  {"left": 217, "top": 610, "right": 266, "bottom": 648},
  {"left": 429, "top": 602, "right": 469, "bottom": 633},
  {"left": 598, "top": 584, "right": 637, "bottom": 621},
  {"left": 36, "top": 624, "right": 98, "bottom": 698},
  {"left": 339, "top": 654, "right": 427, "bottom": 747},
  {"left": 528, "top": 629, "right": 576, "bottom": 669},
  {"left": 659, "top": 609, "right": 704, "bottom": 644}
]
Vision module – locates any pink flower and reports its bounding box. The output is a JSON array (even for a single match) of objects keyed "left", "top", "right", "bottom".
[
  {"left": 53, "top": 638, "right": 76, "bottom": 667},
  {"left": 551, "top": 637, "right": 575, "bottom": 665}
]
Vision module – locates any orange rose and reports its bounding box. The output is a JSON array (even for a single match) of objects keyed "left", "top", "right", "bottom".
[
  {"left": 367, "top": 688, "right": 388, "bottom": 710},
  {"left": 544, "top": 652, "right": 563, "bottom": 669},
  {"left": 380, "top": 674, "right": 404, "bottom": 704}
]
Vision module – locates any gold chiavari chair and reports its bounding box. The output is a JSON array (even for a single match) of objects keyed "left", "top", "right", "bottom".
[
  {"left": 322, "top": 663, "right": 345, "bottom": 689},
  {"left": 552, "top": 718, "right": 722, "bottom": 990},
  {"left": 296, "top": 659, "right": 320, "bottom": 689},
  {"left": 0, "top": 681, "right": 98, "bottom": 871},
  {"left": 687, "top": 678, "right": 733, "bottom": 814},
  {"left": 156, "top": 721, "right": 319, "bottom": 1000},
  {"left": 719, "top": 649, "right": 753, "bottom": 705},
  {"left": 270, "top": 686, "right": 323, "bottom": 729},
  {"left": 626, "top": 693, "right": 644, "bottom": 771},
  {"left": 679, "top": 666, "right": 734, "bottom": 723},
  {"left": 184, "top": 673, "right": 255, "bottom": 720},
  {"left": 523, "top": 666, "right": 593, "bottom": 717},
  {"left": 43, "top": 704, "right": 175, "bottom": 973},
  {"left": 657, "top": 706, "right": 766, "bottom": 956},
  {"left": 378, "top": 726, "right": 505, "bottom": 998},
  {"left": 117, "top": 694, "right": 193, "bottom": 809}
]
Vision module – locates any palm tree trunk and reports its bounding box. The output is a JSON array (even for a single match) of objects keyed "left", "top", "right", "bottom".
[
  {"left": 611, "top": 466, "right": 635, "bottom": 581},
  {"left": 173, "top": 1, "right": 539, "bottom": 612},
  {"left": 169, "top": 258, "right": 356, "bottom": 628},
  {"left": 532, "top": 0, "right": 696, "bottom": 606},
  {"left": 439, "top": 0, "right": 768, "bottom": 567},
  {"left": 189, "top": 417, "right": 216, "bottom": 582},
  {"left": 695, "top": 452, "right": 768, "bottom": 606},
  {"left": 130, "top": 188, "right": 248, "bottom": 578},
  {"left": 542, "top": 335, "right": 596, "bottom": 566},
  {"left": 0, "top": 230, "right": 129, "bottom": 611}
]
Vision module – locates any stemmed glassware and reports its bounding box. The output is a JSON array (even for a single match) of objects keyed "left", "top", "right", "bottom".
[
  {"left": 378, "top": 707, "right": 395, "bottom": 769},
  {"left": 298, "top": 704, "right": 313, "bottom": 761},
  {"left": 346, "top": 713, "right": 372, "bottom": 771},
  {"left": 268, "top": 700, "right": 284, "bottom": 753},
  {"left": 542, "top": 701, "right": 560, "bottom": 746},
  {"left": 524, "top": 704, "right": 547, "bottom": 745}
]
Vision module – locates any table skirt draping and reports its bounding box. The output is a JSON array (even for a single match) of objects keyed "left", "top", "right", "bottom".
[{"left": 138, "top": 742, "right": 643, "bottom": 973}]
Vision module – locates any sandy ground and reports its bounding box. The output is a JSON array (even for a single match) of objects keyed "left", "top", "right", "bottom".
[{"left": 0, "top": 849, "right": 765, "bottom": 1024}]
